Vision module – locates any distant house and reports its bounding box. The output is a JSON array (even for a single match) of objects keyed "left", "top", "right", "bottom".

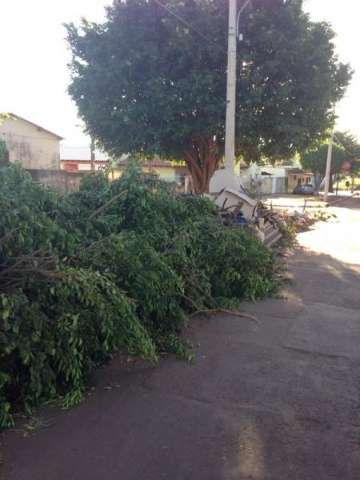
[
  {"left": 61, "top": 150, "right": 188, "bottom": 187},
  {"left": 117, "top": 158, "right": 188, "bottom": 186},
  {"left": 0, "top": 113, "right": 63, "bottom": 170},
  {"left": 287, "top": 168, "right": 314, "bottom": 193},
  {"left": 241, "top": 164, "right": 314, "bottom": 195},
  {"left": 61, "top": 146, "right": 109, "bottom": 172}
]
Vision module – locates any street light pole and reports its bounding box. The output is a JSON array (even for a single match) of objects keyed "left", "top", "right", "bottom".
[{"left": 324, "top": 132, "right": 334, "bottom": 203}]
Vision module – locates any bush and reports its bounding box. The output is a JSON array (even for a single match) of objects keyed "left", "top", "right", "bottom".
[{"left": 0, "top": 162, "right": 278, "bottom": 427}]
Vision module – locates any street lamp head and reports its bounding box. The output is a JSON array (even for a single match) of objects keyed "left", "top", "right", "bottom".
[{"left": 237, "top": 0, "right": 253, "bottom": 40}]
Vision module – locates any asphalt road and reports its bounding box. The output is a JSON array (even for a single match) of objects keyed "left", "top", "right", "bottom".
[{"left": 1, "top": 198, "right": 360, "bottom": 480}]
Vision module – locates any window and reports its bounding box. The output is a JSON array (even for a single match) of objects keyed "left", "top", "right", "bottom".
[{"left": 175, "top": 172, "right": 186, "bottom": 185}]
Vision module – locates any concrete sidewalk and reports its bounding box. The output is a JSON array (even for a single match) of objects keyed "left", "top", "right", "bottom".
[{"left": 2, "top": 199, "right": 360, "bottom": 480}]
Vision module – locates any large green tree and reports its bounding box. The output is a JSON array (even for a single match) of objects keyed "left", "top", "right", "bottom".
[
  {"left": 300, "top": 141, "right": 347, "bottom": 191},
  {"left": 301, "top": 143, "right": 346, "bottom": 176},
  {"left": 66, "top": 0, "right": 351, "bottom": 193}
]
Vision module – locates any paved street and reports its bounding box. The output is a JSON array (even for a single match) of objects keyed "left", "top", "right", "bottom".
[{"left": 1, "top": 198, "right": 360, "bottom": 480}]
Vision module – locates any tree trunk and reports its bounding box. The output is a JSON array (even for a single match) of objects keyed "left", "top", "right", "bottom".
[{"left": 184, "top": 136, "right": 221, "bottom": 194}]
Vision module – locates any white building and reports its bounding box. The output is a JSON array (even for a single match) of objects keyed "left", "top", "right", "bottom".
[
  {"left": 241, "top": 164, "right": 288, "bottom": 195},
  {"left": 0, "top": 113, "right": 63, "bottom": 170},
  {"left": 241, "top": 163, "right": 314, "bottom": 195}
]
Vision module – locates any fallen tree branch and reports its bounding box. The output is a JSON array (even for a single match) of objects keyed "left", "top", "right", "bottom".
[
  {"left": 0, "top": 228, "right": 19, "bottom": 247},
  {"left": 89, "top": 190, "right": 127, "bottom": 220},
  {"left": 0, "top": 250, "right": 60, "bottom": 292}
]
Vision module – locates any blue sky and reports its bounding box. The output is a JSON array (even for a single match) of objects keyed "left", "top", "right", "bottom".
[{"left": 1, "top": 0, "right": 358, "bottom": 151}]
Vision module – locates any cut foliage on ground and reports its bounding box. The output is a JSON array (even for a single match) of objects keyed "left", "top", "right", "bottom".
[
  {"left": 0, "top": 162, "right": 279, "bottom": 428},
  {"left": 257, "top": 202, "right": 337, "bottom": 246}
]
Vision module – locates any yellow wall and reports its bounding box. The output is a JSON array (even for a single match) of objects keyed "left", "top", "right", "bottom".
[
  {"left": 109, "top": 165, "right": 178, "bottom": 182},
  {"left": 143, "top": 166, "right": 176, "bottom": 181}
]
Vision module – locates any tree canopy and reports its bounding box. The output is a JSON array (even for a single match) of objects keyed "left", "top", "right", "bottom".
[
  {"left": 301, "top": 131, "right": 360, "bottom": 182},
  {"left": 300, "top": 143, "right": 347, "bottom": 178},
  {"left": 66, "top": 0, "right": 352, "bottom": 192},
  {"left": 334, "top": 131, "right": 360, "bottom": 174}
]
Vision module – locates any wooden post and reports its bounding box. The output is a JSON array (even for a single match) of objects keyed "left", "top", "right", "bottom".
[
  {"left": 324, "top": 133, "right": 334, "bottom": 202},
  {"left": 90, "top": 138, "right": 95, "bottom": 171}
]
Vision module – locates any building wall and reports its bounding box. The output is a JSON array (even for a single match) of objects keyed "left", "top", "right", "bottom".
[
  {"left": 259, "top": 177, "right": 273, "bottom": 195},
  {"left": 145, "top": 165, "right": 182, "bottom": 182},
  {"left": 61, "top": 159, "right": 188, "bottom": 185},
  {"left": 241, "top": 169, "right": 288, "bottom": 196},
  {"left": 29, "top": 165, "right": 186, "bottom": 195},
  {"left": 62, "top": 160, "right": 107, "bottom": 172},
  {"left": 108, "top": 165, "right": 177, "bottom": 182},
  {"left": 0, "top": 117, "right": 60, "bottom": 169},
  {"left": 287, "top": 173, "right": 314, "bottom": 193},
  {"left": 28, "top": 169, "right": 85, "bottom": 193},
  {"left": 275, "top": 177, "right": 288, "bottom": 194}
]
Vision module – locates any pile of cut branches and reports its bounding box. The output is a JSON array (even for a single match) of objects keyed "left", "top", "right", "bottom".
[{"left": 0, "top": 162, "right": 279, "bottom": 428}]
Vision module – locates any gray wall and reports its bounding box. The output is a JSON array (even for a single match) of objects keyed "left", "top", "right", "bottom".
[{"left": 27, "top": 169, "right": 85, "bottom": 193}]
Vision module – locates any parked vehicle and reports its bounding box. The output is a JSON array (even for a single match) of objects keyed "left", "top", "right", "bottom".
[{"left": 293, "top": 184, "right": 316, "bottom": 195}]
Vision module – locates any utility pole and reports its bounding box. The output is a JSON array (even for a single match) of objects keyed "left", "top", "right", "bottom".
[
  {"left": 224, "top": 0, "right": 237, "bottom": 174},
  {"left": 224, "top": 0, "right": 252, "bottom": 175},
  {"left": 324, "top": 132, "right": 334, "bottom": 203}
]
